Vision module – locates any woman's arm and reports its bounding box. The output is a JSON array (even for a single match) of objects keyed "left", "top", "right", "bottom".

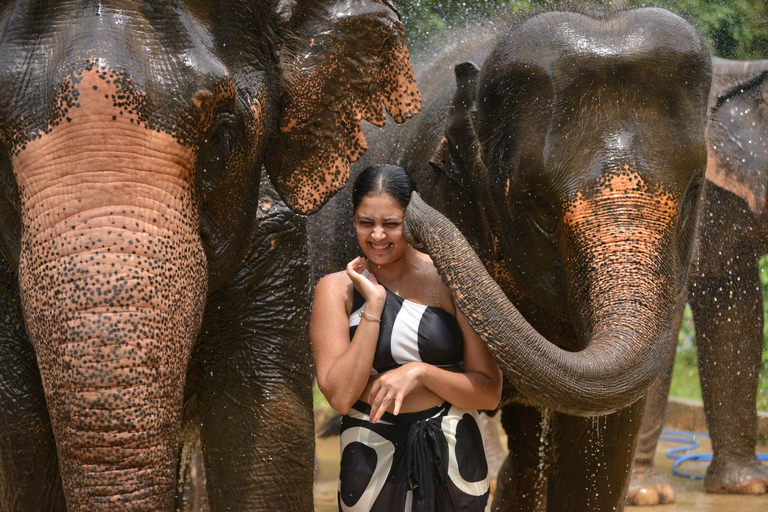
[
  {"left": 310, "top": 258, "right": 387, "bottom": 414},
  {"left": 368, "top": 308, "right": 502, "bottom": 423}
]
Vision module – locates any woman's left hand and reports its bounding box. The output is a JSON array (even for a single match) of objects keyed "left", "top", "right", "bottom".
[{"left": 368, "top": 363, "right": 425, "bottom": 423}]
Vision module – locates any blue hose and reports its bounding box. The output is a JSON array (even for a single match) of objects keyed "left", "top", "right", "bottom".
[{"left": 661, "top": 428, "right": 768, "bottom": 479}]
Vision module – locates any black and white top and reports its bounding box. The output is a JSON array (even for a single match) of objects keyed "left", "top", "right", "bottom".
[{"left": 349, "top": 283, "right": 464, "bottom": 375}]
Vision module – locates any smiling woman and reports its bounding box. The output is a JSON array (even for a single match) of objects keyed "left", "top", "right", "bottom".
[
  {"left": 352, "top": 166, "right": 415, "bottom": 267},
  {"left": 309, "top": 164, "right": 502, "bottom": 511}
]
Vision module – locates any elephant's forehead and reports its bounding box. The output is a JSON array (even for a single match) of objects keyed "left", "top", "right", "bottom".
[
  {"left": 562, "top": 171, "right": 678, "bottom": 231},
  {"left": 3, "top": 59, "right": 235, "bottom": 157},
  {"left": 11, "top": 67, "right": 202, "bottom": 237},
  {"left": 507, "top": 9, "right": 705, "bottom": 65}
]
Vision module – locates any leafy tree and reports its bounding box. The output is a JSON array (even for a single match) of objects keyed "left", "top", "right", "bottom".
[
  {"left": 642, "top": 0, "right": 768, "bottom": 59},
  {"left": 395, "top": 0, "right": 768, "bottom": 59},
  {"left": 394, "top": 0, "right": 531, "bottom": 47}
]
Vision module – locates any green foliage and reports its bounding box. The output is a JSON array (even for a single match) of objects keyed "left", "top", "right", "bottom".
[
  {"left": 758, "top": 255, "right": 768, "bottom": 412},
  {"left": 670, "top": 350, "right": 702, "bottom": 402},
  {"left": 638, "top": 0, "right": 768, "bottom": 59},
  {"left": 393, "top": 0, "right": 532, "bottom": 47},
  {"left": 671, "top": 306, "right": 703, "bottom": 403},
  {"left": 394, "top": 1, "right": 768, "bottom": 59}
]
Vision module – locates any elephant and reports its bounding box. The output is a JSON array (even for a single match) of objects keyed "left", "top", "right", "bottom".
[
  {"left": 628, "top": 56, "right": 768, "bottom": 505},
  {"left": 0, "top": 0, "right": 420, "bottom": 510},
  {"left": 309, "top": 7, "right": 712, "bottom": 511}
]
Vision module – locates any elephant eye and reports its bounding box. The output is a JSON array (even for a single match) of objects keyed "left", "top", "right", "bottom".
[
  {"left": 675, "top": 168, "right": 703, "bottom": 290},
  {"left": 212, "top": 111, "right": 236, "bottom": 129},
  {"left": 526, "top": 190, "right": 559, "bottom": 235},
  {"left": 678, "top": 171, "right": 702, "bottom": 231},
  {"left": 196, "top": 111, "right": 238, "bottom": 200},
  {"left": 675, "top": 170, "right": 703, "bottom": 256}
]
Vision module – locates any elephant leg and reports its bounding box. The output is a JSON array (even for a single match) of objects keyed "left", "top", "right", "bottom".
[
  {"left": 689, "top": 263, "right": 768, "bottom": 494},
  {"left": 195, "top": 191, "right": 314, "bottom": 511},
  {"left": 197, "top": 332, "right": 314, "bottom": 511},
  {"left": 491, "top": 403, "right": 552, "bottom": 512},
  {"left": 547, "top": 397, "right": 646, "bottom": 512},
  {"left": 0, "top": 258, "right": 65, "bottom": 511},
  {"left": 627, "top": 296, "right": 684, "bottom": 505}
]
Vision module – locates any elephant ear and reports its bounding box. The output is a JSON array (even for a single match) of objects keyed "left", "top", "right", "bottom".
[
  {"left": 430, "top": 61, "right": 490, "bottom": 203},
  {"left": 425, "top": 61, "right": 500, "bottom": 261},
  {"left": 706, "top": 59, "right": 768, "bottom": 215},
  {"left": 265, "top": 0, "right": 421, "bottom": 214}
]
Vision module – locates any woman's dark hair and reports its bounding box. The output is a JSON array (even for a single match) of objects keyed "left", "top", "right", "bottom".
[{"left": 352, "top": 164, "right": 416, "bottom": 212}]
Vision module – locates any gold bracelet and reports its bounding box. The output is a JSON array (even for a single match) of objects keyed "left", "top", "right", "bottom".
[{"left": 361, "top": 310, "right": 381, "bottom": 323}]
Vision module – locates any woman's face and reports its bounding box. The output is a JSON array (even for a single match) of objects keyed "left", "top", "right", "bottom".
[{"left": 354, "top": 192, "right": 408, "bottom": 267}]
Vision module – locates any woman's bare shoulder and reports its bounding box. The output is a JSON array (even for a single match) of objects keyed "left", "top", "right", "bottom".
[
  {"left": 316, "top": 270, "right": 353, "bottom": 294},
  {"left": 314, "top": 271, "right": 356, "bottom": 310},
  {"left": 415, "top": 251, "right": 443, "bottom": 282}
]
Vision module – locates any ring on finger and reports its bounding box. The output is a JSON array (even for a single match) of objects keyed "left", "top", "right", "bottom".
[{"left": 384, "top": 394, "right": 392, "bottom": 401}]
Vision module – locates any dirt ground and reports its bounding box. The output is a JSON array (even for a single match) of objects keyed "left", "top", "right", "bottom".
[
  {"left": 313, "top": 417, "right": 768, "bottom": 512},
  {"left": 625, "top": 433, "right": 768, "bottom": 512}
]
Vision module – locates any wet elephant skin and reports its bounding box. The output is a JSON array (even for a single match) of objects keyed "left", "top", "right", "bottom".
[
  {"left": 630, "top": 56, "right": 768, "bottom": 505},
  {"left": 0, "top": 1, "right": 420, "bottom": 511},
  {"left": 310, "top": 7, "right": 712, "bottom": 512}
]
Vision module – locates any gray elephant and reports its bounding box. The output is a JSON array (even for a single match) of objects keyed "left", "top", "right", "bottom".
[
  {"left": 628, "top": 56, "right": 768, "bottom": 505},
  {"left": 310, "top": 7, "right": 712, "bottom": 511},
  {"left": 0, "top": 1, "right": 420, "bottom": 510}
]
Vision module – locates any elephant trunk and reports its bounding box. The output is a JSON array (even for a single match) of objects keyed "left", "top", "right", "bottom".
[
  {"left": 404, "top": 192, "right": 673, "bottom": 417},
  {"left": 14, "top": 126, "right": 207, "bottom": 509}
]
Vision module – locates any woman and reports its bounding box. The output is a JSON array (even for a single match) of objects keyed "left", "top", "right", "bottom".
[{"left": 310, "top": 164, "right": 503, "bottom": 511}]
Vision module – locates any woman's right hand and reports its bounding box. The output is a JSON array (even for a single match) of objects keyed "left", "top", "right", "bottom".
[{"left": 346, "top": 256, "right": 386, "bottom": 316}]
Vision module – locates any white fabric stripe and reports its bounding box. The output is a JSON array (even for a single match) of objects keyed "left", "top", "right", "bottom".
[
  {"left": 442, "top": 406, "right": 491, "bottom": 498},
  {"left": 339, "top": 426, "right": 395, "bottom": 512},
  {"left": 390, "top": 300, "right": 427, "bottom": 366},
  {"left": 346, "top": 405, "right": 395, "bottom": 426}
]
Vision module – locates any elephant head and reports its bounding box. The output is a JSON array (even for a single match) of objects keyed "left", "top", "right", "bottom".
[
  {"left": 406, "top": 8, "right": 711, "bottom": 416},
  {"left": 0, "top": 0, "right": 419, "bottom": 509}
]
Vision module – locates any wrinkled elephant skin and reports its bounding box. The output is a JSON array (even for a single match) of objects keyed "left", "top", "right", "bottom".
[
  {"left": 629, "top": 56, "right": 768, "bottom": 505},
  {"left": 310, "top": 7, "right": 711, "bottom": 512},
  {"left": 0, "top": 1, "right": 420, "bottom": 511}
]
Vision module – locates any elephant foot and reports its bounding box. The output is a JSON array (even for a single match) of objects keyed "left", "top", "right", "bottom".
[
  {"left": 626, "top": 461, "right": 676, "bottom": 506},
  {"left": 704, "top": 457, "right": 768, "bottom": 495}
]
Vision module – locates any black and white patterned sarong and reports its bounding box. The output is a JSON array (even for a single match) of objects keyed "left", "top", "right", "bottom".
[{"left": 337, "top": 401, "right": 491, "bottom": 512}]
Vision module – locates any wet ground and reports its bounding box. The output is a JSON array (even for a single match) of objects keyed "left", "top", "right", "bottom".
[
  {"left": 313, "top": 420, "right": 768, "bottom": 512},
  {"left": 626, "top": 434, "right": 768, "bottom": 512}
]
